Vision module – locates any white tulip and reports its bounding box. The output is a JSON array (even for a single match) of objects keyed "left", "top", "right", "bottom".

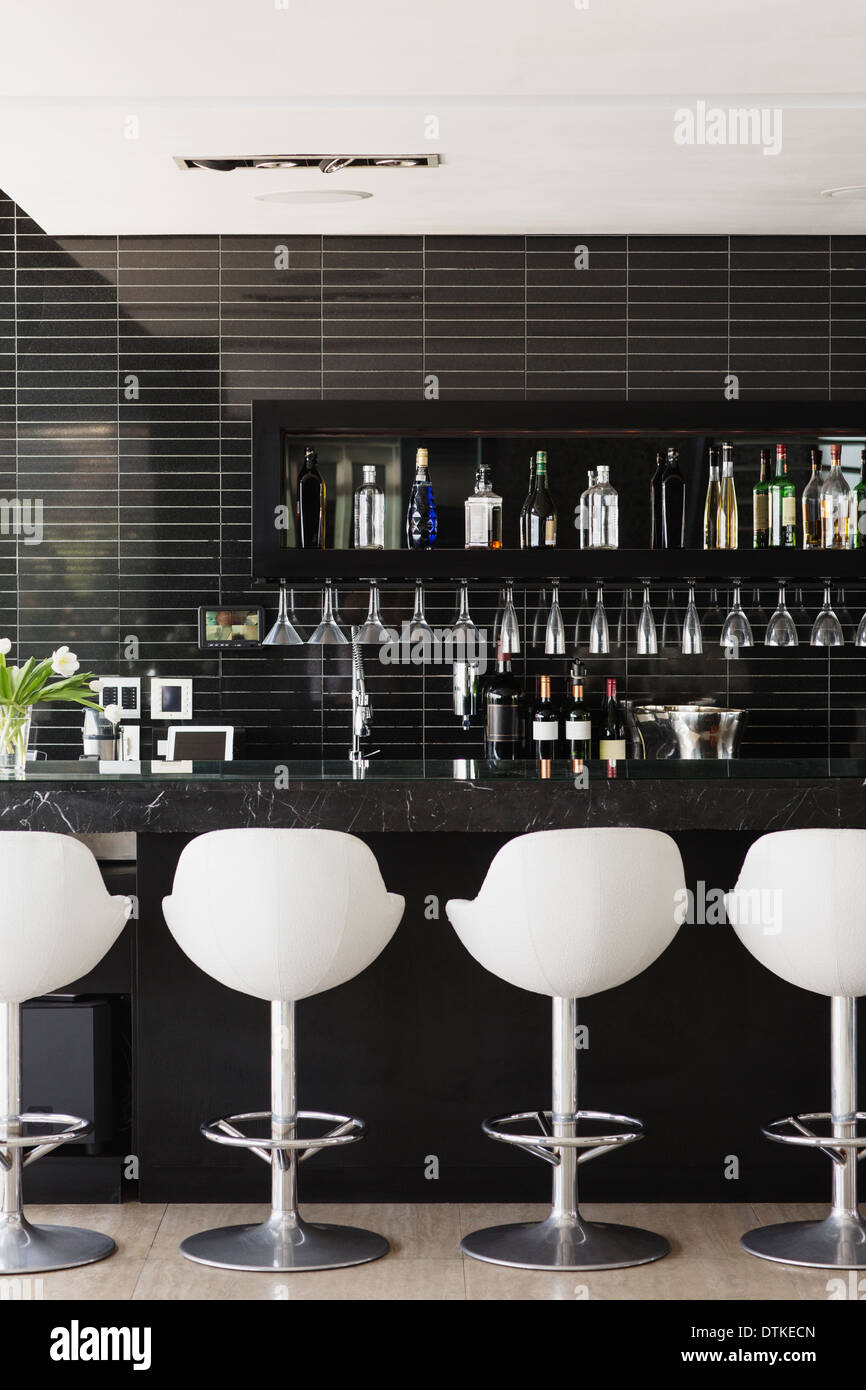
[
  {"left": 50, "top": 646, "right": 80, "bottom": 678},
  {"left": 89, "top": 679, "right": 101, "bottom": 693},
  {"left": 102, "top": 703, "right": 122, "bottom": 725},
  {"left": 0, "top": 638, "right": 10, "bottom": 655}
]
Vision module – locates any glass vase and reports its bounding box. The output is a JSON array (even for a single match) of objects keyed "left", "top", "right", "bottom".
[{"left": 0, "top": 705, "right": 31, "bottom": 779}]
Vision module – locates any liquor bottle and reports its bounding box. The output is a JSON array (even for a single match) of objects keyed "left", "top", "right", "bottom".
[
  {"left": 769, "top": 444, "right": 796, "bottom": 548},
  {"left": 852, "top": 449, "right": 866, "bottom": 550},
  {"left": 519, "top": 456, "right": 536, "bottom": 549},
  {"left": 588, "top": 465, "right": 619, "bottom": 549},
  {"left": 406, "top": 446, "right": 438, "bottom": 549},
  {"left": 820, "top": 443, "right": 852, "bottom": 550},
  {"left": 532, "top": 674, "right": 560, "bottom": 760},
  {"left": 526, "top": 450, "right": 557, "bottom": 547},
  {"left": 464, "top": 462, "right": 502, "bottom": 549},
  {"left": 661, "top": 447, "right": 685, "bottom": 549},
  {"left": 650, "top": 450, "right": 665, "bottom": 549},
  {"left": 718, "top": 441, "right": 738, "bottom": 550},
  {"left": 484, "top": 646, "right": 525, "bottom": 762},
  {"left": 296, "top": 447, "right": 325, "bottom": 549},
  {"left": 577, "top": 469, "right": 596, "bottom": 550},
  {"left": 353, "top": 464, "right": 384, "bottom": 549},
  {"left": 598, "top": 676, "right": 626, "bottom": 773},
  {"left": 702, "top": 446, "right": 721, "bottom": 549},
  {"left": 564, "top": 665, "right": 591, "bottom": 769},
  {"left": 753, "top": 448, "right": 772, "bottom": 548},
  {"left": 801, "top": 448, "right": 824, "bottom": 550}
]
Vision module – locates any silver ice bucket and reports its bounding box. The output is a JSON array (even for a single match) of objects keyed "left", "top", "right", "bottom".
[{"left": 630, "top": 704, "right": 748, "bottom": 760}]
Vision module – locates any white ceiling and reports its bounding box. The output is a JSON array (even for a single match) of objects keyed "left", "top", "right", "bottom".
[{"left": 1, "top": 0, "right": 865, "bottom": 234}]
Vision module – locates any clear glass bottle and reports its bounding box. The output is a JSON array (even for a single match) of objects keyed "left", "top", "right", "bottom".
[
  {"left": 464, "top": 462, "right": 502, "bottom": 549},
  {"left": 852, "top": 448, "right": 866, "bottom": 550},
  {"left": 588, "top": 464, "right": 618, "bottom": 549},
  {"left": 752, "top": 448, "right": 772, "bottom": 548},
  {"left": 526, "top": 450, "right": 557, "bottom": 548},
  {"left": 578, "top": 469, "right": 596, "bottom": 550},
  {"left": 769, "top": 444, "right": 796, "bottom": 548},
  {"left": 703, "top": 446, "right": 721, "bottom": 549},
  {"left": 718, "top": 442, "right": 738, "bottom": 549},
  {"left": 820, "top": 443, "right": 852, "bottom": 549},
  {"left": 353, "top": 464, "right": 384, "bottom": 549},
  {"left": 406, "top": 446, "right": 437, "bottom": 549},
  {"left": 650, "top": 450, "right": 665, "bottom": 549},
  {"left": 801, "top": 447, "right": 824, "bottom": 550}
]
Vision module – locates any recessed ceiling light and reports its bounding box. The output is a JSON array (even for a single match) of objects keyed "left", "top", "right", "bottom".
[
  {"left": 254, "top": 159, "right": 299, "bottom": 170},
  {"left": 374, "top": 158, "right": 421, "bottom": 168},
  {"left": 319, "top": 157, "right": 355, "bottom": 175},
  {"left": 820, "top": 185, "right": 866, "bottom": 200},
  {"left": 255, "top": 189, "right": 373, "bottom": 205}
]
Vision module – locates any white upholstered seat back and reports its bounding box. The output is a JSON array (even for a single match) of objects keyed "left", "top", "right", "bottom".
[
  {"left": 446, "top": 827, "right": 685, "bottom": 998},
  {"left": 726, "top": 829, "right": 866, "bottom": 997},
  {"left": 0, "top": 832, "right": 130, "bottom": 1003},
  {"left": 163, "top": 828, "right": 405, "bottom": 1002}
]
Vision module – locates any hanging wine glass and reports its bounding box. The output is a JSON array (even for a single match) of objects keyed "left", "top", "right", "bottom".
[
  {"left": 492, "top": 587, "right": 505, "bottom": 649},
  {"left": 500, "top": 580, "right": 521, "bottom": 656},
  {"left": 572, "top": 587, "right": 589, "bottom": 650},
  {"left": 544, "top": 580, "right": 566, "bottom": 655},
  {"left": 835, "top": 586, "right": 854, "bottom": 643},
  {"left": 720, "top": 582, "right": 753, "bottom": 649},
  {"left": 636, "top": 581, "right": 658, "bottom": 655},
  {"left": 810, "top": 582, "right": 844, "bottom": 647},
  {"left": 308, "top": 579, "right": 349, "bottom": 645},
  {"left": 764, "top": 582, "right": 798, "bottom": 647},
  {"left": 453, "top": 580, "right": 477, "bottom": 636},
  {"left": 356, "top": 579, "right": 391, "bottom": 643},
  {"left": 409, "top": 579, "right": 434, "bottom": 641},
  {"left": 589, "top": 582, "right": 609, "bottom": 655},
  {"left": 661, "top": 587, "right": 682, "bottom": 651},
  {"left": 856, "top": 608, "right": 866, "bottom": 647},
  {"left": 262, "top": 579, "right": 304, "bottom": 646},
  {"left": 531, "top": 587, "right": 549, "bottom": 649},
  {"left": 682, "top": 582, "right": 703, "bottom": 655}
]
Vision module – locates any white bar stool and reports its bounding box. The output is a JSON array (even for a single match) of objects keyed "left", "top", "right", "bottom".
[
  {"left": 163, "top": 827, "right": 404, "bottom": 1273},
  {"left": 0, "top": 832, "right": 130, "bottom": 1273},
  {"left": 446, "top": 826, "right": 685, "bottom": 1271},
  {"left": 727, "top": 828, "right": 866, "bottom": 1269}
]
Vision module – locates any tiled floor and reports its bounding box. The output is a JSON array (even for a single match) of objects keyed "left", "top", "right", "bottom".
[{"left": 2, "top": 1202, "right": 852, "bottom": 1300}]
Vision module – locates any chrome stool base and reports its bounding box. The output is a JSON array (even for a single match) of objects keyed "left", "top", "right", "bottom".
[
  {"left": 461, "top": 1213, "right": 669, "bottom": 1272},
  {"left": 741, "top": 1212, "right": 866, "bottom": 1270},
  {"left": 0, "top": 1215, "right": 115, "bottom": 1274},
  {"left": 180, "top": 1213, "right": 389, "bottom": 1273}
]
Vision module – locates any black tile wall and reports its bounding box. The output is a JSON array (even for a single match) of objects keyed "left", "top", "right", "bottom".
[{"left": 1, "top": 196, "right": 865, "bottom": 760}]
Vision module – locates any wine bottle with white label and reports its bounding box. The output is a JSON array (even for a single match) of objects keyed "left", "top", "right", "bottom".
[
  {"left": 564, "top": 671, "right": 591, "bottom": 769},
  {"left": 532, "top": 674, "right": 560, "bottom": 760},
  {"left": 598, "top": 677, "right": 626, "bottom": 771}
]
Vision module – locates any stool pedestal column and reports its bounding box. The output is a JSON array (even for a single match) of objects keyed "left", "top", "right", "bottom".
[
  {"left": 179, "top": 1000, "right": 389, "bottom": 1272},
  {"left": 0, "top": 1001, "right": 115, "bottom": 1273},
  {"left": 742, "top": 996, "right": 866, "bottom": 1269},
  {"left": 460, "top": 998, "right": 671, "bottom": 1271}
]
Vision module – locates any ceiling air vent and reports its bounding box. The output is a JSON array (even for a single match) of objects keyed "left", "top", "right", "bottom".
[{"left": 174, "top": 154, "right": 440, "bottom": 173}]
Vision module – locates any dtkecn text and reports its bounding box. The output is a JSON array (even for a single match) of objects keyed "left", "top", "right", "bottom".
[{"left": 691, "top": 1326, "right": 815, "bottom": 1340}]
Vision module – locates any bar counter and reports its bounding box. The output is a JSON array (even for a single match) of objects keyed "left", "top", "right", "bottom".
[{"left": 0, "top": 757, "right": 860, "bottom": 833}]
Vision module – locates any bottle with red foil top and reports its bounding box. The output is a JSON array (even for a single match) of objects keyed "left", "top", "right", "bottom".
[{"left": 598, "top": 676, "right": 626, "bottom": 774}]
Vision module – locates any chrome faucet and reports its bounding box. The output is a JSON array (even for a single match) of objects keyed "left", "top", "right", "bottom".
[{"left": 350, "top": 628, "right": 373, "bottom": 767}]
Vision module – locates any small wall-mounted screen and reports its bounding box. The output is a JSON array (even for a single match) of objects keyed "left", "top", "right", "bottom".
[
  {"left": 199, "top": 607, "right": 262, "bottom": 649},
  {"left": 161, "top": 685, "right": 183, "bottom": 713},
  {"left": 168, "top": 727, "right": 233, "bottom": 760}
]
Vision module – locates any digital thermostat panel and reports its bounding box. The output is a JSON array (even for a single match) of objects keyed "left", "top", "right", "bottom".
[{"left": 150, "top": 677, "right": 193, "bottom": 721}]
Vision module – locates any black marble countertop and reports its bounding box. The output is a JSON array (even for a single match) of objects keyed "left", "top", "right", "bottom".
[{"left": 0, "top": 758, "right": 862, "bottom": 834}]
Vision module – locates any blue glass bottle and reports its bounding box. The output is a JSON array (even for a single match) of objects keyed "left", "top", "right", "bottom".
[{"left": 406, "top": 446, "right": 438, "bottom": 548}]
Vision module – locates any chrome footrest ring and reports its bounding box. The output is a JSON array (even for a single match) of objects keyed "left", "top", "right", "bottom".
[
  {"left": 0, "top": 1112, "right": 92, "bottom": 1170},
  {"left": 762, "top": 1111, "right": 866, "bottom": 1166},
  {"left": 200, "top": 1109, "right": 366, "bottom": 1159},
  {"left": 481, "top": 1108, "right": 644, "bottom": 1167}
]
